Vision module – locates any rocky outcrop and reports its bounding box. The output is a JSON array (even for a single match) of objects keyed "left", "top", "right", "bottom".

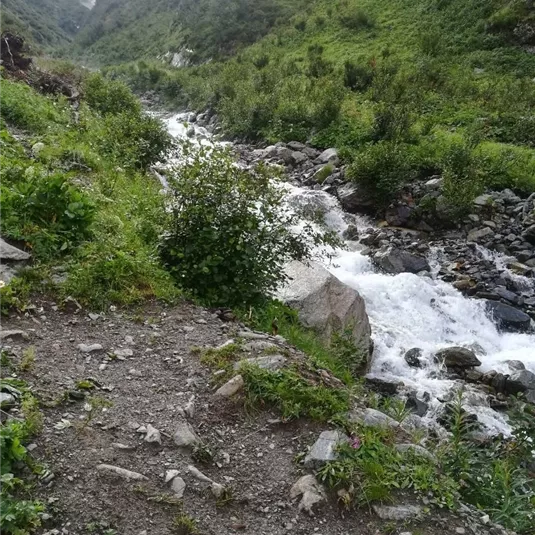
[
  {"left": 0, "top": 237, "right": 31, "bottom": 284},
  {"left": 277, "top": 260, "right": 372, "bottom": 370}
]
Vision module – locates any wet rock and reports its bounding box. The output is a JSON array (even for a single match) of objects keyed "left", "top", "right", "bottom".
[
  {"left": 365, "top": 377, "right": 398, "bottom": 395},
  {"left": 373, "top": 504, "right": 422, "bottom": 521},
  {"left": 171, "top": 477, "right": 186, "bottom": 498},
  {"left": 373, "top": 246, "right": 430, "bottom": 274},
  {"left": 349, "top": 408, "right": 399, "bottom": 429},
  {"left": 486, "top": 300, "right": 532, "bottom": 332},
  {"left": 290, "top": 474, "right": 326, "bottom": 516},
  {"left": 173, "top": 420, "right": 200, "bottom": 448},
  {"left": 494, "top": 286, "right": 522, "bottom": 305},
  {"left": 214, "top": 375, "right": 244, "bottom": 397},
  {"left": 506, "top": 360, "right": 525, "bottom": 372},
  {"left": 234, "top": 355, "right": 286, "bottom": 371},
  {"left": 405, "top": 392, "right": 428, "bottom": 416},
  {"left": 0, "top": 238, "right": 31, "bottom": 261},
  {"left": 342, "top": 224, "right": 359, "bottom": 241},
  {"left": 144, "top": 424, "right": 162, "bottom": 445},
  {"left": 77, "top": 343, "right": 103, "bottom": 353},
  {"left": 336, "top": 182, "right": 374, "bottom": 213},
  {"left": 277, "top": 260, "right": 371, "bottom": 370},
  {"left": 404, "top": 348, "right": 423, "bottom": 368},
  {"left": 303, "top": 430, "right": 348, "bottom": 468},
  {"left": 385, "top": 204, "right": 413, "bottom": 227},
  {"left": 435, "top": 347, "right": 481, "bottom": 368},
  {"left": 96, "top": 464, "right": 148, "bottom": 481}
]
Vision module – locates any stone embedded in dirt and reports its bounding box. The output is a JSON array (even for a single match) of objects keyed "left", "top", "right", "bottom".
[
  {"left": 234, "top": 355, "right": 286, "bottom": 371},
  {"left": 243, "top": 340, "right": 279, "bottom": 352},
  {"left": 173, "top": 420, "right": 200, "bottom": 448},
  {"left": 165, "top": 470, "right": 180, "bottom": 483},
  {"left": 303, "top": 430, "right": 348, "bottom": 468},
  {"left": 128, "top": 368, "right": 143, "bottom": 377},
  {"left": 114, "top": 348, "right": 134, "bottom": 358},
  {"left": 0, "top": 329, "right": 29, "bottom": 341},
  {"left": 349, "top": 408, "right": 400, "bottom": 429},
  {"left": 88, "top": 313, "right": 100, "bottom": 321},
  {"left": 144, "top": 424, "right": 162, "bottom": 445},
  {"left": 187, "top": 464, "right": 213, "bottom": 483},
  {"left": 183, "top": 396, "right": 195, "bottom": 418},
  {"left": 214, "top": 375, "right": 244, "bottom": 398},
  {"left": 467, "top": 227, "right": 494, "bottom": 242},
  {"left": 112, "top": 443, "right": 135, "bottom": 451},
  {"left": 0, "top": 392, "right": 16, "bottom": 408},
  {"left": 404, "top": 348, "right": 423, "bottom": 368},
  {"left": 96, "top": 464, "right": 148, "bottom": 481},
  {"left": 290, "top": 474, "right": 326, "bottom": 516},
  {"left": 435, "top": 347, "right": 481, "bottom": 368},
  {"left": 277, "top": 260, "right": 371, "bottom": 372},
  {"left": 372, "top": 504, "right": 422, "bottom": 521},
  {"left": 77, "top": 343, "right": 103, "bottom": 353},
  {"left": 485, "top": 300, "right": 532, "bottom": 332},
  {"left": 373, "top": 246, "right": 430, "bottom": 274},
  {"left": 0, "top": 238, "right": 31, "bottom": 261},
  {"left": 171, "top": 476, "right": 186, "bottom": 498},
  {"left": 237, "top": 331, "right": 269, "bottom": 340},
  {"left": 211, "top": 482, "right": 225, "bottom": 499}
]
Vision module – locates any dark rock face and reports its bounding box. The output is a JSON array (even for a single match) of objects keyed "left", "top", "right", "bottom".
[
  {"left": 435, "top": 347, "right": 482, "bottom": 368},
  {"left": 486, "top": 300, "right": 532, "bottom": 332},
  {"left": 404, "top": 348, "right": 423, "bottom": 368},
  {"left": 405, "top": 392, "right": 428, "bottom": 417},
  {"left": 373, "top": 246, "right": 430, "bottom": 274},
  {"left": 1, "top": 33, "right": 32, "bottom": 71},
  {"left": 336, "top": 183, "right": 374, "bottom": 213},
  {"left": 505, "top": 370, "right": 535, "bottom": 395}
]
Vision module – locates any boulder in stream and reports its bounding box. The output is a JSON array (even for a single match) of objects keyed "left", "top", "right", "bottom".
[
  {"left": 435, "top": 347, "right": 481, "bottom": 368},
  {"left": 485, "top": 300, "right": 532, "bottom": 332},
  {"left": 373, "top": 246, "right": 430, "bottom": 274}
]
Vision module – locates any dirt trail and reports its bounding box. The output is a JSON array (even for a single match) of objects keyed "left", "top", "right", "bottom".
[{"left": 1, "top": 300, "right": 495, "bottom": 535}]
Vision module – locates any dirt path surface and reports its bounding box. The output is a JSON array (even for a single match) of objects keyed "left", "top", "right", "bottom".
[{"left": 1, "top": 300, "right": 496, "bottom": 535}]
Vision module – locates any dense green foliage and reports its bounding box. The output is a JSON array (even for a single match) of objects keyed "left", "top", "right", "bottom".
[
  {"left": 106, "top": 0, "right": 535, "bottom": 214},
  {"left": 160, "top": 145, "right": 336, "bottom": 306}
]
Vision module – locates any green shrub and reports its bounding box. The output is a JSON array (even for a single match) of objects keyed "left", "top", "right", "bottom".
[
  {"left": 343, "top": 60, "right": 374, "bottom": 91},
  {"left": 347, "top": 141, "right": 415, "bottom": 206},
  {"left": 82, "top": 72, "right": 141, "bottom": 116},
  {"left": 97, "top": 112, "right": 172, "bottom": 170},
  {"left": 339, "top": 8, "right": 375, "bottom": 30},
  {"left": 159, "top": 144, "right": 337, "bottom": 306},
  {"left": 0, "top": 170, "right": 95, "bottom": 258}
]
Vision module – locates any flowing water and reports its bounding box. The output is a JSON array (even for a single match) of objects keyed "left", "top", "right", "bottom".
[{"left": 163, "top": 113, "right": 535, "bottom": 435}]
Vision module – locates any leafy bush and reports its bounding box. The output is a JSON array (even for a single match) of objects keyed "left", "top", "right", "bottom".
[
  {"left": 159, "top": 144, "right": 336, "bottom": 306},
  {"left": 347, "top": 141, "right": 415, "bottom": 206},
  {"left": 1, "top": 169, "right": 95, "bottom": 258},
  {"left": 97, "top": 111, "right": 172, "bottom": 170},
  {"left": 82, "top": 72, "right": 140, "bottom": 116},
  {"left": 339, "top": 8, "right": 375, "bottom": 30},
  {"left": 343, "top": 60, "right": 374, "bottom": 91}
]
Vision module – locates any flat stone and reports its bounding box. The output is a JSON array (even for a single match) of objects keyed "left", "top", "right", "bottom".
[
  {"left": 214, "top": 375, "right": 244, "bottom": 397},
  {"left": 0, "top": 238, "right": 31, "bottom": 261},
  {"left": 165, "top": 469, "right": 180, "bottom": 483},
  {"left": 173, "top": 420, "right": 200, "bottom": 448},
  {"left": 234, "top": 355, "right": 286, "bottom": 371},
  {"left": 0, "top": 330, "right": 29, "bottom": 341},
  {"left": 96, "top": 464, "right": 148, "bottom": 481},
  {"left": 114, "top": 348, "right": 134, "bottom": 358},
  {"left": 373, "top": 504, "right": 422, "bottom": 521},
  {"left": 303, "top": 430, "right": 348, "bottom": 468},
  {"left": 290, "top": 474, "right": 326, "bottom": 516},
  {"left": 187, "top": 465, "right": 213, "bottom": 483},
  {"left": 77, "top": 343, "right": 103, "bottom": 353},
  {"left": 211, "top": 482, "right": 225, "bottom": 498},
  {"left": 243, "top": 340, "right": 279, "bottom": 352},
  {"left": 237, "top": 331, "right": 269, "bottom": 340}
]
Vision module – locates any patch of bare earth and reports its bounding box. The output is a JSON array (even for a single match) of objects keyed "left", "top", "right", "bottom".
[{"left": 1, "top": 300, "right": 493, "bottom": 535}]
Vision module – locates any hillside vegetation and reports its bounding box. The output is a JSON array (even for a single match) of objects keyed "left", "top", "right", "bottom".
[
  {"left": 1, "top": 0, "right": 89, "bottom": 48},
  {"left": 105, "top": 0, "right": 535, "bottom": 214}
]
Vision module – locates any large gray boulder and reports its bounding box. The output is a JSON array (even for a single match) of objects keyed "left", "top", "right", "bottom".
[
  {"left": 0, "top": 238, "right": 31, "bottom": 284},
  {"left": 277, "top": 261, "right": 372, "bottom": 369},
  {"left": 435, "top": 347, "right": 481, "bottom": 368},
  {"left": 373, "top": 246, "right": 430, "bottom": 274}
]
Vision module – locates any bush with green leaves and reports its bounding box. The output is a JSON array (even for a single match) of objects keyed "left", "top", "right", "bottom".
[
  {"left": 347, "top": 141, "right": 415, "bottom": 207},
  {"left": 82, "top": 72, "right": 141, "bottom": 116},
  {"left": 159, "top": 144, "right": 336, "bottom": 306}
]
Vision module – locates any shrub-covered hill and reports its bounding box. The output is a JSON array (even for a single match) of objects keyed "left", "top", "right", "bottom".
[{"left": 105, "top": 0, "right": 535, "bottom": 216}]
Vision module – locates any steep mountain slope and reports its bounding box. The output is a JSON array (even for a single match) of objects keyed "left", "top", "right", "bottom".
[
  {"left": 2, "top": 0, "right": 90, "bottom": 47},
  {"left": 73, "top": 0, "right": 308, "bottom": 64}
]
